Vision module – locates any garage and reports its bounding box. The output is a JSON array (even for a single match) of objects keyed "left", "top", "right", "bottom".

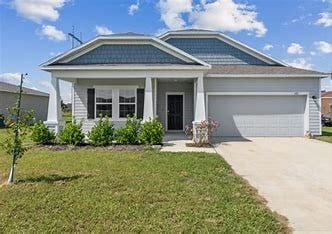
[{"left": 207, "top": 94, "right": 308, "bottom": 137}]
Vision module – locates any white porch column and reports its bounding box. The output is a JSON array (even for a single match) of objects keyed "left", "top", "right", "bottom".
[
  {"left": 143, "top": 76, "right": 154, "bottom": 122},
  {"left": 193, "top": 74, "right": 207, "bottom": 143},
  {"left": 194, "top": 74, "right": 206, "bottom": 122},
  {"left": 44, "top": 75, "right": 64, "bottom": 133}
]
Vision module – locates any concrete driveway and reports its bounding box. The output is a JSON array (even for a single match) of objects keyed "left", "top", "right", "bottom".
[{"left": 214, "top": 137, "right": 332, "bottom": 233}]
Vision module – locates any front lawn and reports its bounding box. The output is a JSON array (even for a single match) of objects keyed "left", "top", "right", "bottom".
[
  {"left": 316, "top": 127, "right": 332, "bottom": 143},
  {"left": 0, "top": 130, "right": 288, "bottom": 233}
]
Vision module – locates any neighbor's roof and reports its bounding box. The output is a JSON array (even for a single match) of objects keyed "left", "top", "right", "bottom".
[
  {"left": 321, "top": 91, "right": 332, "bottom": 98},
  {"left": 0, "top": 81, "right": 49, "bottom": 97},
  {"left": 206, "top": 65, "right": 328, "bottom": 77}
]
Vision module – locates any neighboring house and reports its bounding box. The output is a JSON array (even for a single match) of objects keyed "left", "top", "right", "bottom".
[
  {"left": 0, "top": 81, "right": 49, "bottom": 121},
  {"left": 321, "top": 91, "right": 332, "bottom": 115},
  {"left": 40, "top": 30, "right": 327, "bottom": 137}
]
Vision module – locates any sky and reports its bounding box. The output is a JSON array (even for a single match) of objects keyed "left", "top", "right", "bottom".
[{"left": 0, "top": 0, "right": 331, "bottom": 103}]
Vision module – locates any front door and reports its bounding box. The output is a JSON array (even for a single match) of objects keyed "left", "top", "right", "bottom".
[{"left": 167, "top": 94, "right": 183, "bottom": 130}]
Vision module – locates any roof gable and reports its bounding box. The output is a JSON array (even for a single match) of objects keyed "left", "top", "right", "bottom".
[
  {"left": 41, "top": 35, "right": 210, "bottom": 68},
  {"left": 66, "top": 44, "right": 190, "bottom": 65},
  {"left": 159, "top": 30, "right": 287, "bottom": 66},
  {"left": 165, "top": 38, "right": 268, "bottom": 65}
]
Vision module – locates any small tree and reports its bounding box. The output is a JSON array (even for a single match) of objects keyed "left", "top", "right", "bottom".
[{"left": 0, "top": 74, "right": 34, "bottom": 184}]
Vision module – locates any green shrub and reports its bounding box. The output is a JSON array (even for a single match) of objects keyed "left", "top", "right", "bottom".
[
  {"left": 139, "top": 118, "right": 164, "bottom": 145},
  {"left": 31, "top": 122, "right": 56, "bottom": 144},
  {"left": 88, "top": 117, "right": 114, "bottom": 146},
  {"left": 59, "top": 120, "right": 85, "bottom": 145},
  {"left": 115, "top": 116, "right": 141, "bottom": 144}
]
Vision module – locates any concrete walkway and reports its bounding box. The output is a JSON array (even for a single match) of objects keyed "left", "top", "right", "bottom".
[
  {"left": 161, "top": 133, "right": 215, "bottom": 153},
  {"left": 214, "top": 137, "right": 332, "bottom": 233}
]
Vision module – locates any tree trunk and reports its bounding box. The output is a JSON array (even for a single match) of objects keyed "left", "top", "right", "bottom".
[{"left": 7, "top": 162, "right": 16, "bottom": 184}]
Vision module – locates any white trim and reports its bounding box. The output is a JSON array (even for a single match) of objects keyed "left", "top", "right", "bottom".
[
  {"left": 206, "top": 91, "right": 310, "bottom": 96},
  {"left": 94, "top": 86, "right": 138, "bottom": 121},
  {"left": 51, "top": 69, "right": 205, "bottom": 80},
  {"left": 154, "top": 78, "right": 157, "bottom": 117},
  {"left": 71, "top": 82, "right": 75, "bottom": 121},
  {"left": 42, "top": 64, "right": 209, "bottom": 71},
  {"left": 95, "top": 88, "right": 113, "bottom": 119},
  {"left": 206, "top": 74, "right": 326, "bottom": 78},
  {"left": 165, "top": 92, "right": 185, "bottom": 132},
  {"left": 205, "top": 91, "right": 310, "bottom": 136},
  {"left": 118, "top": 89, "right": 137, "bottom": 120},
  {"left": 159, "top": 31, "right": 287, "bottom": 66},
  {"left": 93, "top": 85, "right": 138, "bottom": 89},
  {"left": 193, "top": 79, "right": 197, "bottom": 112},
  {"left": 41, "top": 36, "right": 210, "bottom": 68}
]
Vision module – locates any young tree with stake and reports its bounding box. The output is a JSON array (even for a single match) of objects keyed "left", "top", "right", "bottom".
[{"left": 1, "top": 73, "right": 34, "bottom": 184}]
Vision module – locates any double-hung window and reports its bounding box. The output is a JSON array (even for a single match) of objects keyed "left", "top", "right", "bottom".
[
  {"left": 119, "top": 89, "right": 136, "bottom": 118},
  {"left": 96, "top": 89, "right": 112, "bottom": 118}
]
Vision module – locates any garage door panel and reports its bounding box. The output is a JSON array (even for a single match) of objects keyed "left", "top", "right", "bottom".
[{"left": 208, "top": 95, "right": 305, "bottom": 137}]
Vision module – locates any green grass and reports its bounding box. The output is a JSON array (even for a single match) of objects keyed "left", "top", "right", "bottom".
[
  {"left": 0, "top": 129, "right": 288, "bottom": 233},
  {"left": 316, "top": 127, "right": 332, "bottom": 143}
]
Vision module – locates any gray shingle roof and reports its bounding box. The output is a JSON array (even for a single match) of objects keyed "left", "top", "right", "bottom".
[
  {"left": 0, "top": 81, "right": 49, "bottom": 97},
  {"left": 207, "top": 65, "right": 327, "bottom": 76}
]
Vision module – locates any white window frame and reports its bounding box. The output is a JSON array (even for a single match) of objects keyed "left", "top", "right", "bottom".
[
  {"left": 118, "top": 88, "right": 137, "bottom": 120},
  {"left": 93, "top": 85, "right": 138, "bottom": 121},
  {"left": 95, "top": 89, "right": 113, "bottom": 119}
]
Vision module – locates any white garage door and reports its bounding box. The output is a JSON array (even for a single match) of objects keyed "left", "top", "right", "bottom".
[{"left": 208, "top": 95, "right": 306, "bottom": 137}]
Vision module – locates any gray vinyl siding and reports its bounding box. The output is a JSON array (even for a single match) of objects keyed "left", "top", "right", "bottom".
[
  {"left": 73, "top": 79, "right": 145, "bottom": 133},
  {"left": 157, "top": 81, "right": 194, "bottom": 130},
  {"left": 204, "top": 77, "right": 321, "bottom": 135},
  {"left": 0, "top": 92, "right": 48, "bottom": 121},
  {"left": 67, "top": 44, "right": 192, "bottom": 65},
  {"left": 166, "top": 38, "right": 268, "bottom": 65}
]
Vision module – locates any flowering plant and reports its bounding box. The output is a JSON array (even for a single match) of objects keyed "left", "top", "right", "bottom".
[{"left": 195, "top": 118, "right": 220, "bottom": 144}]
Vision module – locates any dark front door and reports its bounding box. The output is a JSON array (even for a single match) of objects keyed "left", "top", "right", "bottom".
[{"left": 167, "top": 94, "right": 183, "bottom": 130}]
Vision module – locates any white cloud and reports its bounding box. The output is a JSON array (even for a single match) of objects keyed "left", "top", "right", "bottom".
[
  {"left": 157, "top": 0, "right": 267, "bottom": 37},
  {"left": 315, "top": 41, "right": 332, "bottom": 53},
  {"left": 158, "top": 0, "right": 192, "bottom": 30},
  {"left": 310, "top": 51, "right": 317, "bottom": 56},
  {"left": 190, "top": 0, "right": 267, "bottom": 37},
  {"left": 287, "top": 43, "right": 304, "bottom": 54},
  {"left": 316, "top": 12, "right": 332, "bottom": 27},
  {"left": 0, "top": 72, "right": 21, "bottom": 84},
  {"left": 128, "top": 0, "right": 139, "bottom": 15},
  {"left": 263, "top": 44, "right": 273, "bottom": 51},
  {"left": 11, "top": 0, "right": 66, "bottom": 23},
  {"left": 95, "top": 25, "right": 113, "bottom": 35},
  {"left": 287, "top": 58, "right": 313, "bottom": 70},
  {"left": 41, "top": 25, "right": 66, "bottom": 41}
]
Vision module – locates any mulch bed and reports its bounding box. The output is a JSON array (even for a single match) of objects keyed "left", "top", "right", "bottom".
[{"left": 33, "top": 144, "right": 162, "bottom": 151}]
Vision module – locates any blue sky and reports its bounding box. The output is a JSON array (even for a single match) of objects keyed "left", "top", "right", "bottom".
[{"left": 0, "top": 0, "right": 331, "bottom": 103}]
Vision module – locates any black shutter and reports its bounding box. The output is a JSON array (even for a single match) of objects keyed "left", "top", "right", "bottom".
[
  {"left": 87, "top": 88, "right": 95, "bottom": 119},
  {"left": 137, "top": 88, "right": 144, "bottom": 119}
]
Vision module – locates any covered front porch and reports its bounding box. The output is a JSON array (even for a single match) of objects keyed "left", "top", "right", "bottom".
[{"left": 44, "top": 68, "right": 207, "bottom": 136}]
